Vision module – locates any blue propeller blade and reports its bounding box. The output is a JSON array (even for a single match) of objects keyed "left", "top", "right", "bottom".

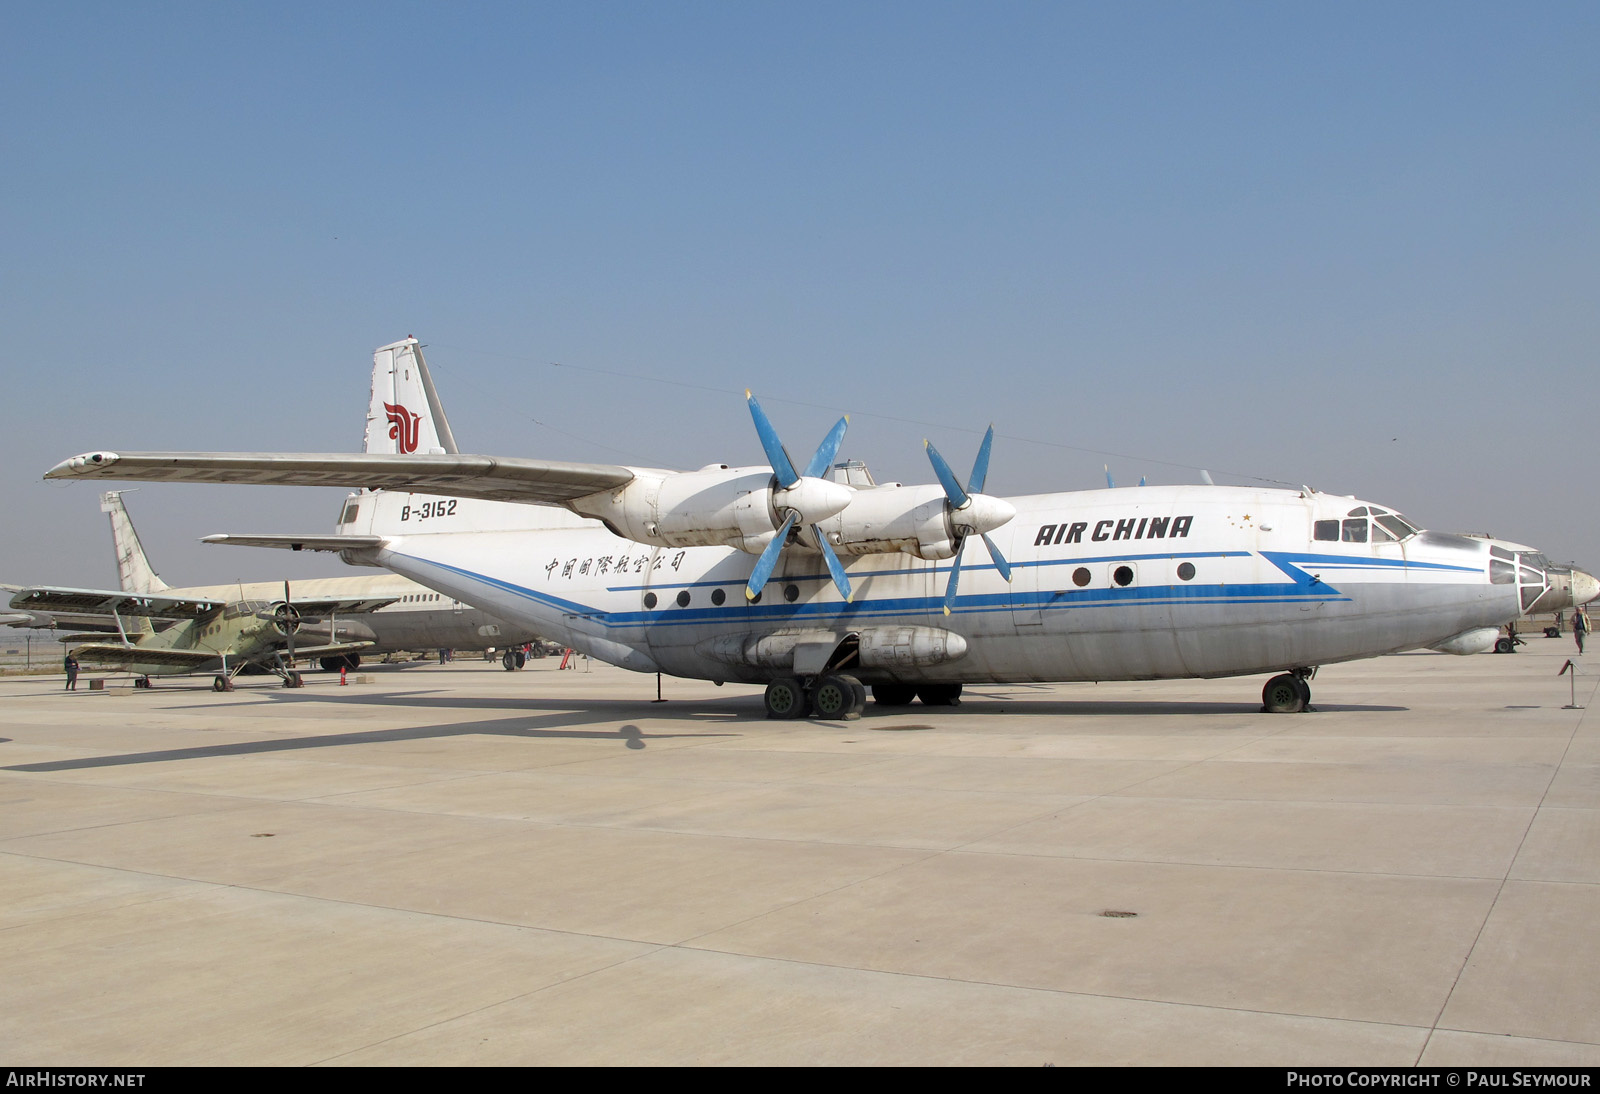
[
  {"left": 801, "top": 415, "right": 850, "bottom": 480},
  {"left": 981, "top": 533, "right": 1013, "bottom": 583},
  {"left": 1105, "top": 465, "right": 1115, "bottom": 489},
  {"left": 746, "top": 512, "right": 798, "bottom": 600},
  {"left": 747, "top": 392, "right": 799, "bottom": 487},
  {"left": 924, "top": 440, "right": 970, "bottom": 509},
  {"left": 811, "top": 526, "right": 853, "bottom": 601},
  {"left": 942, "top": 545, "right": 964, "bottom": 616},
  {"left": 967, "top": 426, "right": 994, "bottom": 494}
]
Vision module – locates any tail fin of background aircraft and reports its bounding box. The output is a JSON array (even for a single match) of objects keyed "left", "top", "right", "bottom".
[
  {"left": 365, "top": 337, "right": 460, "bottom": 455},
  {"left": 101, "top": 492, "right": 169, "bottom": 594}
]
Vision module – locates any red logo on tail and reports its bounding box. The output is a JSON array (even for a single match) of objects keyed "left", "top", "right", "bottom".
[{"left": 385, "top": 402, "right": 422, "bottom": 454}]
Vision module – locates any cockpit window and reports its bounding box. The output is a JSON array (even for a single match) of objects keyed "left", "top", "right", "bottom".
[
  {"left": 1374, "top": 514, "right": 1416, "bottom": 540},
  {"left": 1319, "top": 508, "right": 1416, "bottom": 544}
]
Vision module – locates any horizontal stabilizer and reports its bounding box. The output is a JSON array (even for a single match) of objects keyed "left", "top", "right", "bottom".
[
  {"left": 203, "top": 534, "right": 386, "bottom": 553},
  {"left": 46, "top": 452, "right": 636, "bottom": 506}
]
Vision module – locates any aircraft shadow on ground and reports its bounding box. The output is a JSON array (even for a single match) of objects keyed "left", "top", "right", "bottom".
[
  {"left": 3, "top": 680, "right": 1415, "bottom": 773},
  {"left": 955, "top": 697, "right": 1409, "bottom": 715},
  {"left": 190, "top": 687, "right": 1412, "bottom": 719},
  {"left": 1, "top": 707, "right": 736, "bottom": 773}
]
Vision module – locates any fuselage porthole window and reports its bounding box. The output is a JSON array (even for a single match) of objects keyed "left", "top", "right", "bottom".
[
  {"left": 1177, "top": 562, "right": 1196, "bottom": 581},
  {"left": 675, "top": 590, "right": 690, "bottom": 608},
  {"left": 643, "top": 592, "right": 658, "bottom": 609},
  {"left": 1113, "top": 565, "right": 1134, "bottom": 587},
  {"left": 1072, "top": 567, "right": 1091, "bottom": 587},
  {"left": 711, "top": 588, "right": 726, "bottom": 606}
]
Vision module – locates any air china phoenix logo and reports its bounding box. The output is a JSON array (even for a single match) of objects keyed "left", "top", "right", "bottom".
[{"left": 385, "top": 402, "right": 422, "bottom": 454}]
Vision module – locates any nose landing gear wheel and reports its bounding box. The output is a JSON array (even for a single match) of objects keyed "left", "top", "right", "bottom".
[{"left": 1262, "top": 673, "right": 1307, "bottom": 713}]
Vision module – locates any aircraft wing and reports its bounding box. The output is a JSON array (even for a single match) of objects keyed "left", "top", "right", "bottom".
[
  {"left": 287, "top": 641, "right": 375, "bottom": 658},
  {"left": 45, "top": 452, "right": 636, "bottom": 506},
  {"left": 10, "top": 587, "right": 224, "bottom": 619},
  {"left": 70, "top": 644, "right": 219, "bottom": 668},
  {"left": 287, "top": 597, "right": 400, "bottom": 617},
  {"left": 201, "top": 534, "right": 386, "bottom": 552}
]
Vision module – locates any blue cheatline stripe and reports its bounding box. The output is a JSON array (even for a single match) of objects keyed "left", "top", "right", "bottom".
[{"left": 387, "top": 550, "right": 1394, "bottom": 633}]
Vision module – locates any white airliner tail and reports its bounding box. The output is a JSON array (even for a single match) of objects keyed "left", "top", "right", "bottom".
[
  {"left": 101, "top": 492, "right": 169, "bottom": 593},
  {"left": 365, "top": 338, "right": 459, "bottom": 456},
  {"left": 349, "top": 337, "right": 595, "bottom": 538}
]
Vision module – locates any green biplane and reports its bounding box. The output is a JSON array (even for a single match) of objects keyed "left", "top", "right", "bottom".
[{"left": 10, "top": 583, "right": 397, "bottom": 690}]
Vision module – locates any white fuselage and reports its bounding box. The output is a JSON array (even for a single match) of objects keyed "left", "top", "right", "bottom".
[{"left": 336, "top": 484, "right": 1531, "bottom": 685}]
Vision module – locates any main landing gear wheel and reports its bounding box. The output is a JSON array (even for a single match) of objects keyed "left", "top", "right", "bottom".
[
  {"left": 871, "top": 683, "right": 917, "bottom": 707},
  {"left": 917, "top": 683, "right": 962, "bottom": 706},
  {"left": 811, "top": 673, "right": 866, "bottom": 720},
  {"left": 502, "top": 650, "right": 527, "bottom": 671},
  {"left": 1261, "top": 673, "right": 1307, "bottom": 714},
  {"left": 212, "top": 675, "right": 233, "bottom": 692},
  {"left": 134, "top": 676, "right": 151, "bottom": 689},
  {"left": 281, "top": 671, "right": 304, "bottom": 689},
  {"left": 763, "top": 676, "right": 809, "bottom": 719}
]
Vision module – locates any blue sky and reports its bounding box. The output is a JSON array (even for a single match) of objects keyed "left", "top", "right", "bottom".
[{"left": 3, "top": 2, "right": 1596, "bottom": 587}]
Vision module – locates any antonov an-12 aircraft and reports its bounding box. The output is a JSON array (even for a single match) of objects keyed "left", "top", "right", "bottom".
[{"left": 45, "top": 337, "right": 1578, "bottom": 718}]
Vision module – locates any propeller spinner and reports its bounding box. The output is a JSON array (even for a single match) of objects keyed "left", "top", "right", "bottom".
[
  {"left": 745, "top": 393, "right": 855, "bottom": 602},
  {"left": 924, "top": 426, "right": 1016, "bottom": 615}
]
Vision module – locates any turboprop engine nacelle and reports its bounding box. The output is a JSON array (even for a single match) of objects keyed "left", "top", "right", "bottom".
[
  {"left": 813, "top": 484, "right": 1017, "bottom": 561},
  {"left": 570, "top": 466, "right": 853, "bottom": 555}
]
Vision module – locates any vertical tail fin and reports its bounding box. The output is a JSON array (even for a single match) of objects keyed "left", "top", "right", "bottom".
[
  {"left": 101, "top": 492, "right": 169, "bottom": 593},
  {"left": 365, "top": 337, "right": 459, "bottom": 455}
]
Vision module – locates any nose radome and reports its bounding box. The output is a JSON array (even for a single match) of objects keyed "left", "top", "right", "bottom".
[{"left": 1571, "top": 568, "right": 1600, "bottom": 607}]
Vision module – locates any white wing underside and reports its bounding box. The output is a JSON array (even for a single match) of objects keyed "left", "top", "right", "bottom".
[{"left": 45, "top": 452, "right": 637, "bottom": 506}]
